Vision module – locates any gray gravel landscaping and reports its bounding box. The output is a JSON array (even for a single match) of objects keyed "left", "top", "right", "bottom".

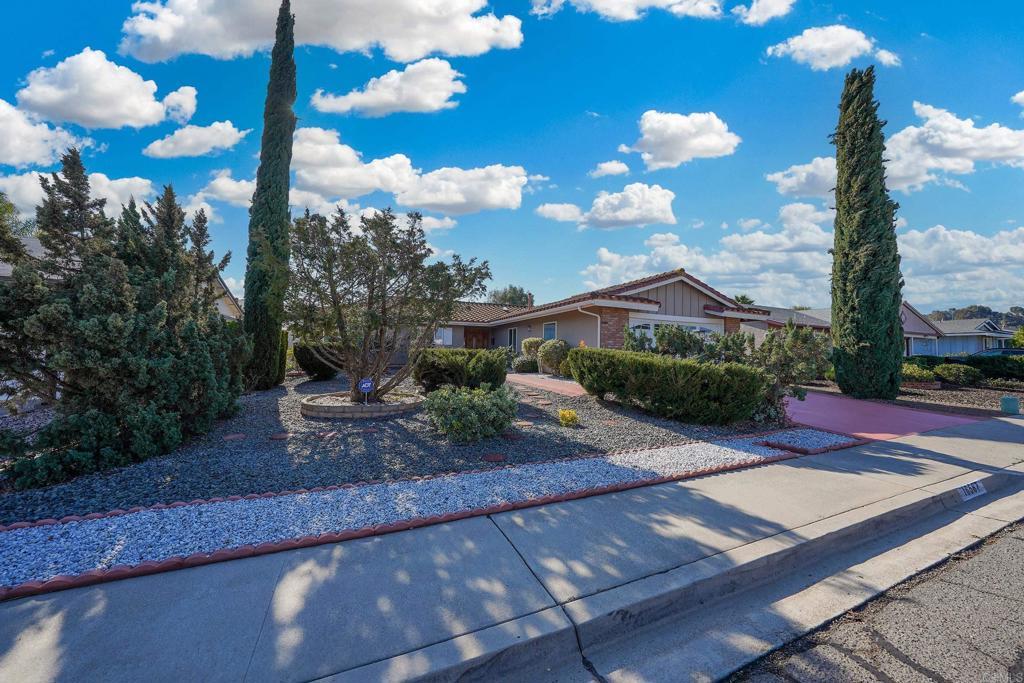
[
  {"left": 0, "top": 376, "right": 773, "bottom": 525},
  {"left": 0, "top": 431, "right": 831, "bottom": 588},
  {"left": 759, "top": 428, "right": 860, "bottom": 451}
]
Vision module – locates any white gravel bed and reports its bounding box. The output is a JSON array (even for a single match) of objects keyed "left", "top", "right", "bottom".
[
  {"left": 0, "top": 431, "right": 834, "bottom": 588},
  {"left": 759, "top": 428, "right": 859, "bottom": 451}
]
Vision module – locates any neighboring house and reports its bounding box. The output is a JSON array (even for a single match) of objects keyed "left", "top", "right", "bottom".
[
  {"left": 741, "top": 302, "right": 943, "bottom": 356},
  {"left": 436, "top": 269, "right": 770, "bottom": 352},
  {"left": 1, "top": 236, "right": 242, "bottom": 321},
  {"left": 933, "top": 318, "right": 1014, "bottom": 355}
]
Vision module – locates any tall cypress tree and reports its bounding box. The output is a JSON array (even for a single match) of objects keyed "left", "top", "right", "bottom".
[
  {"left": 243, "top": 0, "right": 296, "bottom": 389},
  {"left": 830, "top": 66, "right": 904, "bottom": 399}
]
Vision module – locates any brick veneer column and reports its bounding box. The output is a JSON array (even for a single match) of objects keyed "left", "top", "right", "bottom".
[
  {"left": 595, "top": 307, "right": 630, "bottom": 349},
  {"left": 723, "top": 317, "right": 740, "bottom": 334}
]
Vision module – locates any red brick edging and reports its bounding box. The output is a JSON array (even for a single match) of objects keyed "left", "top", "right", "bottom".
[{"left": 0, "top": 427, "right": 849, "bottom": 602}]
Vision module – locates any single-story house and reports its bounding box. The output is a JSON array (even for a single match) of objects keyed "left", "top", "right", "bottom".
[
  {"left": 1, "top": 236, "right": 242, "bottom": 321},
  {"left": 740, "top": 302, "right": 944, "bottom": 356},
  {"left": 437, "top": 269, "right": 771, "bottom": 352},
  {"left": 933, "top": 318, "right": 1014, "bottom": 355}
]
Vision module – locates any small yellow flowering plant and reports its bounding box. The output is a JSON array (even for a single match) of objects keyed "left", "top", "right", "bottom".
[{"left": 558, "top": 409, "right": 580, "bottom": 428}]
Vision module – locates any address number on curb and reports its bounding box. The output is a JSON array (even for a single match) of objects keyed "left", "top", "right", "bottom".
[{"left": 957, "top": 480, "right": 987, "bottom": 502}]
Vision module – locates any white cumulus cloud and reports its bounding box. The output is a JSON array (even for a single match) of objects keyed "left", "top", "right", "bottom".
[
  {"left": 120, "top": 0, "right": 523, "bottom": 63},
  {"left": 588, "top": 160, "right": 630, "bottom": 177},
  {"left": 16, "top": 48, "right": 196, "bottom": 129},
  {"left": 1013, "top": 90, "right": 1024, "bottom": 115},
  {"left": 538, "top": 183, "right": 676, "bottom": 229},
  {"left": 531, "top": 0, "right": 723, "bottom": 21},
  {"left": 142, "top": 121, "right": 251, "bottom": 158},
  {"left": 311, "top": 59, "right": 466, "bottom": 117},
  {"left": 730, "top": 0, "right": 795, "bottom": 25},
  {"left": 0, "top": 98, "right": 88, "bottom": 167},
  {"left": 766, "top": 25, "right": 898, "bottom": 71},
  {"left": 766, "top": 156, "right": 837, "bottom": 197},
  {"left": 396, "top": 164, "right": 529, "bottom": 215},
  {"left": 536, "top": 203, "right": 584, "bottom": 222},
  {"left": 0, "top": 170, "right": 153, "bottom": 218},
  {"left": 620, "top": 110, "right": 740, "bottom": 171}
]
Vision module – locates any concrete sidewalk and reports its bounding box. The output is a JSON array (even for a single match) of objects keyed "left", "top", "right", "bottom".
[{"left": 1, "top": 417, "right": 1022, "bottom": 682}]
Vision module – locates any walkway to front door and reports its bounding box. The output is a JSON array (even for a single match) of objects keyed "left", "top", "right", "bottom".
[{"left": 506, "top": 373, "right": 589, "bottom": 397}]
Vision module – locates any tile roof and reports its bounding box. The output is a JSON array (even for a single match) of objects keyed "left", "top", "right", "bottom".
[
  {"left": 451, "top": 301, "right": 530, "bottom": 323},
  {"left": 451, "top": 269, "right": 739, "bottom": 325},
  {"left": 761, "top": 306, "right": 831, "bottom": 328},
  {"left": 933, "top": 318, "right": 1009, "bottom": 334}
]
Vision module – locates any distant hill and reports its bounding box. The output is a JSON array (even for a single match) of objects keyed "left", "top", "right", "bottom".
[{"left": 928, "top": 305, "right": 1024, "bottom": 329}]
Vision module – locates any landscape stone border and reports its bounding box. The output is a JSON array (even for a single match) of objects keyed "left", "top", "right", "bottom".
[
  {"left": 0, "top": 424, "right": 869, "bottom": 602},
  {"left": 299, "top": 392, "right": 424, "bottom": 419}
]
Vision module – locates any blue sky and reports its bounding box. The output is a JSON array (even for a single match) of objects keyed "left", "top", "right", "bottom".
[{"left": 2, "top": 1, "right": 1023, "bottom": 311}]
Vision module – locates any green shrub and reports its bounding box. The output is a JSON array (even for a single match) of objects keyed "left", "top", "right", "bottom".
[
  {"left": 558, "top": 358, "right": 573, "bottom": 378},
  {"left": 934, "top": 363, "right": 983, "bottom": 386},
  {"left": 293, "top": 344, "right": 340, "bottom": 381},
  {"left": 654, "top": 325, "right": 704, "bottom": 357},
  {"left": 566, "top": 347, "right": 770, "bottom": 424},
  {"left": 275, "top": 330, "right": 289, "bottom": 385},
  {"left": 413, "top": 348, "right": 507, "bottom": 392},
  {"left": 904, "top": 355, "right": 944, "bottom": 370},
  {"left": 623, "top": 326, "right": 655, "bottom": 352},
  {"left": 985, "top": 377, "right": 1024, "bottom": 392},
  {"left": 825, "top": 366, "right": 836, "bottom": 382},
  {"left": 537, "top": 339, "right": 570, "bottom": 373},
  {"left": 424, "top": 385, "right": 518, "bottom": 443},
  {"left": 467, "top": 349, "right": 508, "bottom": 389},
  {"left": 901, "top": 363, "right": 936, "bottom": 383},
  {"left": 511, "top": 355, "right": 538, "bottom": 373},
  {"left": 954, "top": 355, "right": 1024, "bottom": 380},
  {"left": 698, "top": 332, "right": 754, "bottom": 364},
  {"left": 521, "top": 337, "right": 544, "bottom": 358}
]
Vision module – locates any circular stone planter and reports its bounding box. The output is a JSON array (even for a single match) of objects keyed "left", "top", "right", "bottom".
[{"left": 300, "top": 392, "right": 424, "bottom": 419}]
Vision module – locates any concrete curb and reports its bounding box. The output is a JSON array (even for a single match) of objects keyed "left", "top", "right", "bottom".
[
  {"left": 562, "top": 467, "right": 1018, "bottom": 651},
  {"left": 0, "top": 429, "right": 812, "bottom": 602}
]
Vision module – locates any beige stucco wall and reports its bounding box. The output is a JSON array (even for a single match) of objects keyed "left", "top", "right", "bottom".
[
  {"left": 491, "top": 309, "right": 600, "bottom": 353},
  {"left": 631, "top": 280, "right": 719, "bottom": 318}
]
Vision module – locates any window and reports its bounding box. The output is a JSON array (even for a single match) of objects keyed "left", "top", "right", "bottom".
[
  {"left": 433, "top": 327, "right": 453, "bottom": 347},
  {"left": 543, "top": 322, "right": 557, "bottom": 341},
  {"left": 507, "top": 327, "right": 518, "bottom": 351}
]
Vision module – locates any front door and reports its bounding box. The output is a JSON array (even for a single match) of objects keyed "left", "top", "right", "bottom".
[
  {"left": 507, "top": 327, "right": 518, "bottom": 353},
  {"left": 465, "top": 327, "right": 489, "bottom": 349}
]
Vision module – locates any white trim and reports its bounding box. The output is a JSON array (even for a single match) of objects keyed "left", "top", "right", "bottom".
[
  {"left": 940, "top": 330, "right": 1012, "bottom": 338},
  {"left": 542, "top": 321, "right": 557, "bottom": 341},
  {"left": 577, "top": 306, "right": 601, "bottom": 348},
  {"left": 480, "top": 298, "right": 659, "bottom": 326},
  {"left": 628, "top": 313, "right": 724, "bottom": 325},
  {"left": 507, "top": 327, "right": 518, "bottom": 351},
  {"left": 617, "top": 274, "right": 735, "bottom": 307}
]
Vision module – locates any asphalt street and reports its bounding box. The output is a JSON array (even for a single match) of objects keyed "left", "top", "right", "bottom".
[{"left": 734, "top": 523, "right": 1024, "bottom": 683}]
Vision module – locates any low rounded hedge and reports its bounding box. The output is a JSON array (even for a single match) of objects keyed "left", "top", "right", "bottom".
[
  {"left": 413, "top": 348, "right": 507, "bottom": 393},
  {"left": 566, "top": 347, "right": 771, "bottom": 425},
  {"left": 934, "top": 363, "right": 983, "bottom": 386},
  {"left": 521, "top": 337, "right": 544, "bottom": 358},
  {"left": 537, "top": 339, "right": 569, "bottom": 373},
  {"left": 901, "top": 363, "right": 936, "bottom": 383},
  {"left": 511, "top": 355, "right": 538, "bottom": 373},
  {"left": 293, "top": 344, "right": 340, "bottom": 381},
  {"left": 906, "top": 354, "right": 1024, "bottom": 380},
  {"left": 424, "top": 385, "right": 518, "bottom": 442}
]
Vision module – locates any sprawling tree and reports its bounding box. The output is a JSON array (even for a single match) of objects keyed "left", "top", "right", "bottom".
[
  {"left": 243, "top": 0, "right": 296, "bottom": 390},
  {"left": 0, "top": 151, "right": 248, "bottom": 488},
  {"left": 286, "top": 208, "right": 490, "bottom": 402},
  {"left": 830, "top": 66, "right": 903, "bottom": 399},
  {"left": 489, "top": 284, "right": 531, "bottom": 307}
]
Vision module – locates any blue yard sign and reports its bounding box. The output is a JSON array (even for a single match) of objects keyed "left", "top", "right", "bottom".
[{"left": 358, "top": 378, "right": 374, "bottom": 394}]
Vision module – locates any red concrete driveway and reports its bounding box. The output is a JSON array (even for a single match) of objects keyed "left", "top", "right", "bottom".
[
  {"left": 506, "top": 373, "right": 589, "bottom": 397},
  {"left": 786, "top": 390, "right": 981, "bottom": 440}
]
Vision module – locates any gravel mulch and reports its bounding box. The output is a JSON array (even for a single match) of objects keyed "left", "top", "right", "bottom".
[
  {"left": 756, "top": 428, "right": 860, "bottom": 452},
  {"left": 0, "top": 431, "right": 834, "bottom": 588},
  {"left": 803, "top": 381, "right": 1018, "bottom": 416},
  {"left": 0, "top": 376, "right": 773, "bottom": 525}
]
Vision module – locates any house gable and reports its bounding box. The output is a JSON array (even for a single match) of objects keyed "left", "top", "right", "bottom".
[{"left": 627, "top": 279, "right": 723, "bottom": 318}]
